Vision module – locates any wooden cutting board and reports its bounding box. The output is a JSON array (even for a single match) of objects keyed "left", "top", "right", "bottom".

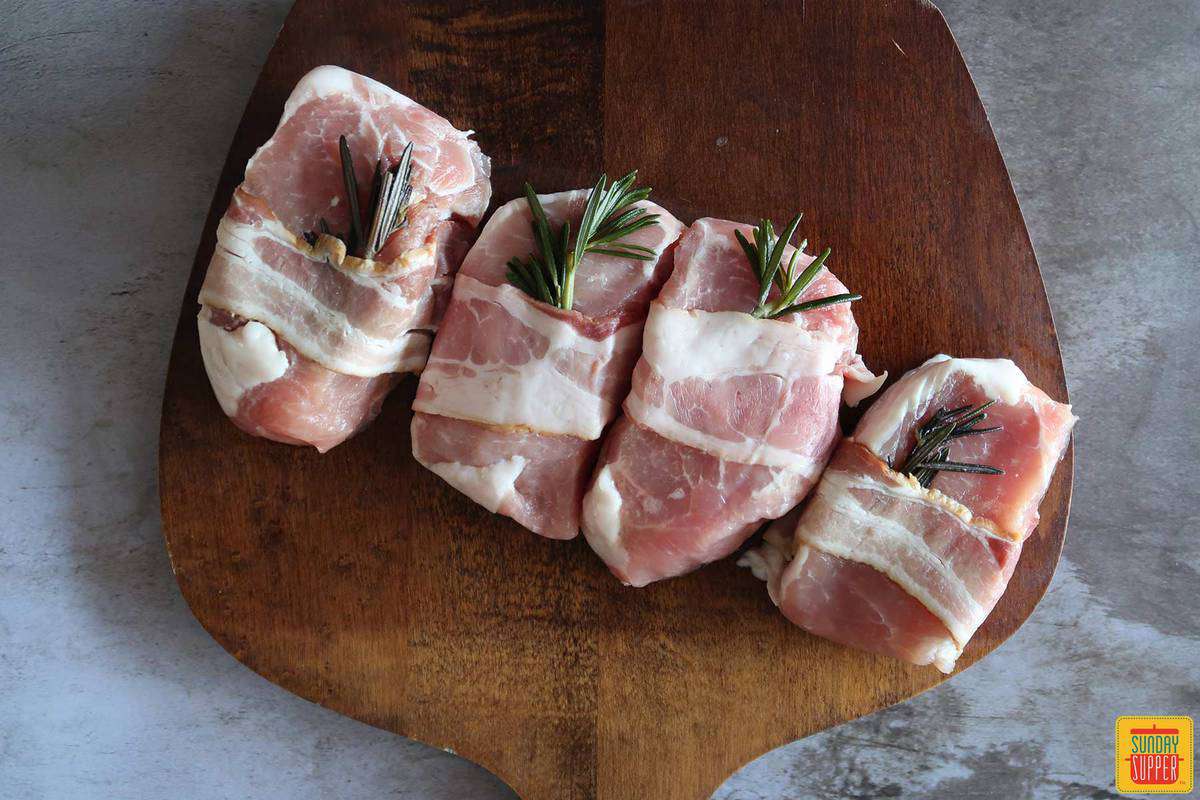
[{"left": 159, "top": 1, "right": 1073, "bottom": 798}]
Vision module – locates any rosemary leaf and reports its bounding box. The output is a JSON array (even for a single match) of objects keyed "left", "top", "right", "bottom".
[
  {"left": 507, "top": 256, "right": 553, "bottom": 306},
  {"left": 506, "top": 170, "right": 660, "bottom": 311},
  {"left": 310, "top": 137, "right": 416, "bottom": 262},
  {"left": 363, "top": 170, "right": 395, "bottom": 260},
  {"left": 366, "top": 158, "right": 383, "bottom": 231},
  {"left": 949, "top": 425, "right": 1002, "bottom": 439},
  {"left": 573, "top": 173, "right": 607, "bottom": 271},
  {"left": 908, "top": 461, "right": 1005, "bottom": 476},
  {"left": 738, "top": 215, "right": 859, "bottom": 320},
  {"left": 763, "top": 213, "right": 804, "bottom": 299},
  {"left": 767, "top": 292, "right": 861, "bottom": 319},
  {"left": 526, "top": 184, "right": 558, "bottom": 280},
  {"left": 734, "top": 230, "right": 760, "bottom": 277},
  {"left": 900, "top": 401, "right": 1005, "bottom": 487},
  {"left": 777, "top": 247, "right": 832, "bottom": 309},
  {"left": 338, "top": 135, "right": 363, "bottom": 255},
  {"left": 590, "top": 247, "right": 656, "bottom": 260},
  {"left": 505, "top": 265, "right": 535, "bottom": 298},
  {"left": 365, "top": 141, "right": 416, "bottom": 259}
]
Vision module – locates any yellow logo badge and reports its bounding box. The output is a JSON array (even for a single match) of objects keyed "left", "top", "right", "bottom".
[{"left": 1116, "top": 716, "right": 1193, "bottom": 794}]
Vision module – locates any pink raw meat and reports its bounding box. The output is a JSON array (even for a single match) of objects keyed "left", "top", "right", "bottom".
[
  {"left": 582, "top": 218, "right": 881, "bottom": 586},
  {"left": 853, "top": 355, "right": 1077, "bottom": 537},
  {"left": 197, "top": 65, "right": 490, "bottom": 450},
  {"left": 412, "top": 189, "right": 685, "bottom": 539},
  {"left": 756, "top": 355, "right": 1075, "bottom": 672}
]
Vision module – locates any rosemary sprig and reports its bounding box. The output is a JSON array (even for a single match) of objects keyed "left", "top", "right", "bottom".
[
  {"left": 339, "top": 135, "right": 364, "bottom": 254},
  {"left": 899, "top": 401, "right": 1005, "bottom": 488},
  {"left": 734, "top": 214, "right": 861, "bottom": 320},
  {"left": 506, "top": 171, "right": 660, "bottom": 311},
  {"left": 306, "top": 135, "right": 415, "bottom": 261}
]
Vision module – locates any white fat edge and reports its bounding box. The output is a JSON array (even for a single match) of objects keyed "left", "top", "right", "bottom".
[
  {"left": 1025, "top": 395, "right": 1079, "bottom": 525},
  {"left": 930, "top": 641, "right": 961, "bottom": 674},
  {"left": 623, "top": 391, "right": 821, "bottom": 469},
  {"left": 822, "top": 466, "right": 982, "bottom": 533},
  {"left": 738, "top": 506, "right": 803, "bottom": 603},
  {"left": 581, "top": 467, "right": 631, "bottom": 574},
  {"left": 393, "top": 330, "right": 434, "bottom": 375},
  {"left": 853, "top": 354, "right": 1031, "bottom": 456},
  {"left": 245, "top": 67, "right": 394, "bottom": 174},
  {"left": 456, "top": 147, "right": 494, "bottom": 222},
  {"left": 771, "top": 537, "right": 963, "bottom": 674},
  {"left": 798, "top": 479, "right": 987, "bottom": 646},
  {"left": 249, "top": 66, "right": 483, "bottom": 201},
  {"left": 425, "top": 456, "right": 528, "bottom": 514},
  {"left": 416, "top": 355, "right": 611, "bottom": 439},
  {"left": 643, "top": 304, "right": 844, "bottom": 384},
  {"left": 413, "top": 277, "right": 625, "bottom": 438},
  {"left": 199, "top": 252, "right": 403, "bottom": 376},
  {"left": 537, "top": 188, "right": 598, "bottom": 212},
  {"left": 218, "top": 210, "right": 429, "bottom": 306},
  {"left": 201, "top": 228, "right": 419, "bottom": 377},
  {"left": 668, "top": 221, "right": 717, "bottom": 297},
  {"left": 737, "top": 525, "right": 794, "bottom": 604},
  {"left": 274, "top": 65, "right": 418, "bottom": 133},
  {"left": 452, "top": 276, "right": 620, "bottom": 357},
  {"left": 469, "top": 190, "right": 592, "bottom": 254},
  {"left": 736, "top": 542, "right": 781, "bottom": 583},
  {"left": 773, "top": 539, "right": 814, "bottom": 609},
  {"left": 644, "top": 207, "right": 686, "bottom": 250},
  {"left": 748, "top": 461, "right": 821, "bottom": 510},
  {"left": 197, "top": 307, "right": 290, "bottom": 416},
  {"left": 842, "top": 364, "right": 888, "bottom": 407}
]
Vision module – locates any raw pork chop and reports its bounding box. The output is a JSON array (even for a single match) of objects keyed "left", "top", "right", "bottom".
[
  {"left": 197, "top": 65, "right": 490, "bottom": 451},
  {"left": 581, "top": 218, "right": 882, "bottom": 586},
  {"left": 411, "top": 189, "right": 684, "bottom": 539},
  {"left": 748, "top": 355, "right": 1075, "bottom": 672}
]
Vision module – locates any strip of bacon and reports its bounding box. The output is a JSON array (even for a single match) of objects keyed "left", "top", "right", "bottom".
[
  {"left": 853, "top": 355, "right": 1077, "bottom": 537},
  {"left": 197, "top": 65, "right": 490, "bottom": 450},
  {"left": 411, "top": 189, "right": 685, "bottom": 539},
  {"left": 582, "top": 218, "right": 882, "bottom": 586},
  {"left": 200, "top": 189, "right": 437, "bottom": 376},
  {"left": 750, "top": 355, "right": 1075, "bottom": 672}
]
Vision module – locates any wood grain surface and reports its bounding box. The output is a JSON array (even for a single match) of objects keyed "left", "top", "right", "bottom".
[{"left": 158, "top": 1, "right": 1074, "bottom": 798}]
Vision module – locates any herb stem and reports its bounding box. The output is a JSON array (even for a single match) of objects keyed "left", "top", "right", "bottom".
[
  {"left": 310, "top": 136, "right": 416, "bottom": 263},
  {"left": 506, "top": 171, "right": 660, "bottom": 311},
  {"left": 735, "top": 216, "right": 860, "bottom": 320},
  {"left": 899, "top": 401, "right": 1005, "bottom": 488},
  {"left": 562, "top": 252, "right": 578, "bottom": 312}
]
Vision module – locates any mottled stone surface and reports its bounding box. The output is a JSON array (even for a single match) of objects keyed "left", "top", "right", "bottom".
[{"left": 1, "top": 1, "right": 1196, "bottom": 798}]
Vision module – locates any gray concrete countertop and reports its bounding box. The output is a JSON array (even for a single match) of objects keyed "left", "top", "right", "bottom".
[{"left": 2, "top": 1, "right": 1197, "bottom": 798}]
